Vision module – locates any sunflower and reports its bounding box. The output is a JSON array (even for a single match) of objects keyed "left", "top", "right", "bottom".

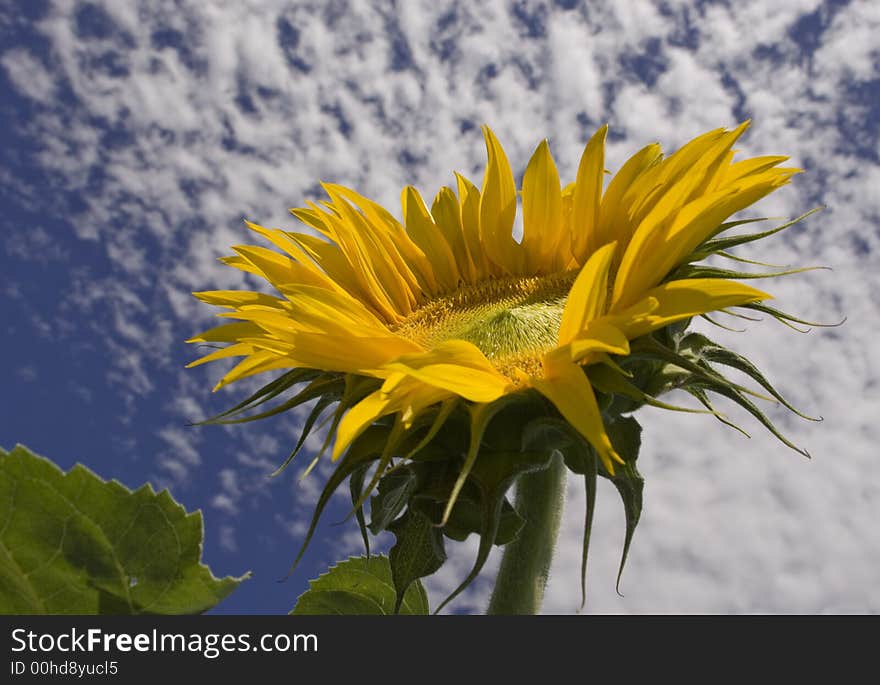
[{"left": 189, "top": 122, "right": 821, "bottom": 612}]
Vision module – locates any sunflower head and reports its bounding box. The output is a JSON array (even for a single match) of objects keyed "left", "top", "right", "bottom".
[{"left": 189, "top": 122, "right": 827, "bottom": 611}]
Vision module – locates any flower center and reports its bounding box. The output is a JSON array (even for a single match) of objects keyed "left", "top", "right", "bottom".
[{"left": 393, "top": 271, "right": 578, "bottom": 375}]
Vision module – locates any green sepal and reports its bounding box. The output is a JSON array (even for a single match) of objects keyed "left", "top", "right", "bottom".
[
  {"left": 714, "top": 250, "right": 786, "bottom": 268},
  {"left": 199, "top": 373, "right": 343, "bottom": 426},
  {"left": 270, "top": 392, "right": 338, "bottom": 477},
  {"left": 190, "top": 368, "right": 324, "bottom": 425},
  {"left": 286, "top": 426, "right": 388, "bottom": 576},
  {"left": 439, "top": 395, "right": 523, "bottom": 527},
  {"left": 684, "top": 386, "right": 752, "bottom": 438},
  {"left": 439, "top": 491, "right": 523, "bottom": 545},
  {"left": 630, "top": 336, "right": 767, "bottom": 401},
  {"left": 603, "top": 417, "right": 644, "bottom": 594},
  {"left": 349, "top": 463, "right": 372, "bottom": 556},
  {"left": 743, "top": 302, "right": 846, "bottom": 332},
  {"left": 588, "top": 364, "right": 712, "bottom": 415},
  {"left": 703, "top": 215, "right": 774, "bottom": 242},
  {"left": 692, "top": 208, "right": 822, "bottom": 260},
  {"left": 290, "top": 555, "right": 428, "bottom": 615},
  {"left": 680, "top": 332, "right": 820, "bottom": 420},
  {"left": 434, "top": 448, "right": 553, "bottom": 614},
  {"left": 669, "top": 263, "right": 824, "bottom": 282},
  {"left": 686, "top": 377, "right": 810, "bottom": 458},
  {"left": 388, "top": 507, "right": 447, "bottom": 614},
  {"left": 580, "top": 456, "right": 598, "bottom": 609},
  {"left": 369, "top": 466, "right": 419, "bottom": 535}
]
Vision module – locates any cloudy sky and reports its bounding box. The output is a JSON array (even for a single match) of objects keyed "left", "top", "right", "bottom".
[{"left": 2, "top": 0, "right": 878, "bottom": 614}]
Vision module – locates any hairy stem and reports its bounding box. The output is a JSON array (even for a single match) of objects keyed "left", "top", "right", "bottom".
[{"left": 486, "top": 453, "right": 566, "bottom": 615}]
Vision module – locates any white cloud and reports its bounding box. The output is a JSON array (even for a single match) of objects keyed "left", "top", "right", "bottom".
[
  {"left": 218, "top": 524, "right": 238, "bottom": 552},
  {"left": 1, "top": 48, "right": 56, "bottom": 101}
]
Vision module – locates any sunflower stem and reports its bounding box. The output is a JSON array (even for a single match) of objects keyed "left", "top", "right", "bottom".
[{"left": 486, "top": 453, "right": 566, "bottom": 615}]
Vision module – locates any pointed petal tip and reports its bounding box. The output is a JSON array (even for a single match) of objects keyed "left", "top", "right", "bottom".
[{"left": 480, "top": 123, "right": 497, "bottom": 144}]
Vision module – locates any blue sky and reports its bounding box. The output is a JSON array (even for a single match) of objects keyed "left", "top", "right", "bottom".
[{"left": 2, "top": 0, "right": 878, "bottom": 614}]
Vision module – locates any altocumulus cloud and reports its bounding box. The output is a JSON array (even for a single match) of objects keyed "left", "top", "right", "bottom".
[{"left": 1, "top": 0, "right": 878, "bottom": 613}]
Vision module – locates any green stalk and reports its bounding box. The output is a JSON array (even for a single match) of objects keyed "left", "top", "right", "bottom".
[{"left": 486, "top": 453, "right": 566, "bottom": 615}]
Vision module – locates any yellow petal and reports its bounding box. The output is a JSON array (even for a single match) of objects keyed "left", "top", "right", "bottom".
[
  {"left": 455, "top": 172, "right": 494, "bottom": 276},
  {"left": 567, "top": 320, "right": 631, "bottom": 362},
  {"left": 402, "top": 185, "right": 460, "bottom": 292},
  {"left": 321, "top": 184, "right": 429, "bottom": 304},
  {"left": 570, "top": 124, "right": 608, "bottom": 261},
  {"left": 244, "top": 220, "right": 342, "bottom": 291},
  {"left": 218, "top": 254, "right": 261, "bottom": 276},
  {"left": 384, "top": 340, "right": 512, "bottom": 403},
  {"left": 316, "top": 202, "right": 405, "bottom": 322},
  {"left": 279, "top": 284, "right": 391, "bottom": 331},
  {"left": 595, "top": 142, "right": 663, "bottom": 252},
  {"left": 558, "top": 241, "right": 617, "bottom": 345},
  {"left": 333, "top": 382, "right": 452, "bottom": 461},
  {"left": 333, "top": 389, "right": 393, "bottom": 460},
  {"left": 723, "top": 155, "right": 791, "bottom": 185},
  {"left": 479, "top": 126, "right": 523, "bottom": 274},
  {"left": 186, "top": 321, "right": 263, "bottom": 344},
  {"left": 231, "top": 244, "right": 335, "bottom": 294},
  {"left": 522, "top": 139, "right": 563, "bottom": 274},
  {"left": 531, "top": 359, "right": 622, "bottom": 474},
  {"left": 186, "top": 342, "right": 253, "bottom": 369},
  {"left": 321, "top": 189, "right": 417, "bottom": 316},
  {"left": 614, "top": 168, "right": 796, "bottom": 308},
  {"left": 245, "top": 331, "right": 421, "bottom": 375},
  {"left": 212, "top": 352, "right": 294, "bottom": 391},
  {"left": 282, "top": 230, "right": 368, "bottom": 306},
  {"left": 432, "top": 186, "right": 477, "bottom": 284},
  {"left": 192, "top": 289, "right": 287, "bottom": 309},
  {"left": 611, "top": 278, "right": 771, "bottom": 339}
]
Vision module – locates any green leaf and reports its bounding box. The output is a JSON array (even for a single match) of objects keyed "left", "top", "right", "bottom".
[
  {"left": 0, "top": 444, "right": 247, "bottom": 615},
  {"left": 290, "top": 555, "right": 428, "bottom": 615},
  {"left": 389, "top": 507, "right": 447, "bottom": 614}
]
